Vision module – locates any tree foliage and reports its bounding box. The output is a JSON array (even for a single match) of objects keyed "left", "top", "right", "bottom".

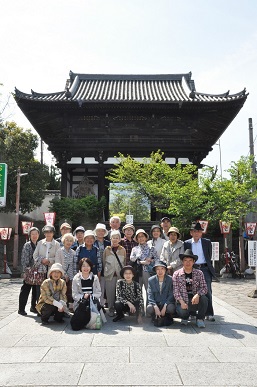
[
  {"left": 0, "top": 121, "right": 50, "bottom": 213},
  {"left": 110, "top": 189, "right": 150, "bottom": 221},
  {"left": 49, "top": 195, "right": 106, "bottom": 228},
  {"left": 108, "top": 151, "right": 257, "bottom": 231}
]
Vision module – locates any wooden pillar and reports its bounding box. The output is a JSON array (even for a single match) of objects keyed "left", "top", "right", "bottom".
[{"left": 60, "top": 161, "right": 68, "bottom": 197}]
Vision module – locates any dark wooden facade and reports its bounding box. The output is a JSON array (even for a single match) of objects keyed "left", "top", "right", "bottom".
[{"left": 14, "top": 71, "right": 247, "bottom": 218}]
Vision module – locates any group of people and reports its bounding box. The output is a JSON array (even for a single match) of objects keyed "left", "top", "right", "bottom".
[{"left": 18, "top": 215, "right": 217, "bottom": 329}]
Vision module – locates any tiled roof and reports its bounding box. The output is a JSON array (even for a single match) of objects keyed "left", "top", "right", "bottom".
[{"left": 15, "top": 71, "right": 247, "bottom": 103}]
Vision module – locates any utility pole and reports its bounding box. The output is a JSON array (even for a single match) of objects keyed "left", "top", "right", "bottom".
[
  {"left": 13, "top": 167, "right": 28, "bottom": 270},
  {"left": 249, "top": 118, "right": 255, "bottom": 175}
]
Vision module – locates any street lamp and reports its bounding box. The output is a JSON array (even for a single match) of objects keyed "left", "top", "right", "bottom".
[{"left": 13, "top": 167, "right": 28, "bottom": 270}]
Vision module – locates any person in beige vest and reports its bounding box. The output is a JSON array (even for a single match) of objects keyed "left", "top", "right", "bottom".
[{"left": 103, "top": 230, "right": 126, "bottom": 317}]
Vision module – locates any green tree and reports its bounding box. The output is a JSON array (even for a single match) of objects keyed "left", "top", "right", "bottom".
[
  {"left": 49, "top": 195, "right": 106, "bottom": 227},
  {"left": 0, "top": 121, "right": 50, "bottom": 213},
  {"left": 108, "top": 151, "right": 257, "bottom": 231},
  {"left": 110, "top": 189, "right": 150, "bottom": 221}
]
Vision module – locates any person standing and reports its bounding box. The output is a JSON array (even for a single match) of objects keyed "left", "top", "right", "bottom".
[
  {"left": 103, "top": 230, "right": 126, "bottom": 317},
  {"left": 173, "top": 249, "right": 208, "bottom": 328},
  {"left": 160, "top": 226, "right": 184, "bottom": 274},
  {"left": 33, "top": 225, "right": 60, "bottom": 276},
  {"left": 184, "top": 222, "right": 217, "bottom": 321},
  {"left": 107, "top": 216, "right": 124, "bottom": 239},
  {"left": 147, "top": 225, "right": 165, "bottom": 258},
  {"left": 72, "top": 226, "right": 85, "bottom": 251},
  {"left": 94, "top": 223, "right": 111, "bottom": 307},
  {"left": 120, "top": 224, "right": 138, "bottom": 265},
  {"left": 18, "top": 227, "right": 40, "bottom": 315},
  {"left": 56, "top": 222, "right": 72, "bottom": 246},
  {"left": 55, "top": 233, "right": 76, "bottom": 305},
  {"left": 160, "top": 217, "right": 172, "bottom": 241}
]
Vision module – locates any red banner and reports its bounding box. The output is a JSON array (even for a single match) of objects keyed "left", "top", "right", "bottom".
[{"left": 44, "top": 212, "right": 56, "bottom": 226}]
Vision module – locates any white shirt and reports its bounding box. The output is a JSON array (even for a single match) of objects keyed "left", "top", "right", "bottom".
[{"left": 191, "top": 238, "right": 206, "bottom": 264}]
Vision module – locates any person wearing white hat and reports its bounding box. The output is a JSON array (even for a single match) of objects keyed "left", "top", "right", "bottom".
[
  {"left": 93, "top": 223, "right": 111, "bottom": 307},
  {"left": 33, "top": 225, "right": 60, "bottom": 276},
  {"left": 72, "top": 226, "right": 86, "bottom": 251},
  {"left": 36, "top": 263, "right": 67, "bottom": 325},
  {"left": 74, "top": 230, "right": 102, "bottom": 277},
  {"left": 103, "top": 230, "right": 126, "bottom": 316}
]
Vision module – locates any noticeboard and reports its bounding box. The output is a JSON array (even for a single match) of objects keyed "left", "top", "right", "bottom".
[{"left": 248, "top": 240, "right": 257, "bottom": 267}]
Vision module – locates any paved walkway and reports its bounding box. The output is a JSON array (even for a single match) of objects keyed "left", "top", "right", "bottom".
[{"left": 0, "top": 277, "right": 257, "bottom": 386}]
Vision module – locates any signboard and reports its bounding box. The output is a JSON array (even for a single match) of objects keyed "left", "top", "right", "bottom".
[
  {"left": 126, "top": 214, "right": 134, "bottom": 224},
  {"left": 0, "top": 163, "right": 7, "bottom": 207},
  {"left": 44, "top": 212, "right": 56, "bottom": 226},
  {"left": 248, "top": 240, "right": 257, "bottom": 266},
  {"left": 211, "top": 242, "right": 220, "bottom": 261}
]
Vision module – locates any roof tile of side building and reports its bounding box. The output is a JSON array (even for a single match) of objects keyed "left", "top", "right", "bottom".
[{"left": 14, "top": 71, "right": 247, "bottom": 103}]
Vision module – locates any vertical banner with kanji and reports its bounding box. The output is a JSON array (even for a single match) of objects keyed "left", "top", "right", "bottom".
[
  {"left": 248, "top": 240, "right": 257, "bottom": 267},
  {"left": 44, "top": 212, "right": 56, "bottom": 226},
  {"left": 0, "top": 163, "right": 7, "bottom": 208}
]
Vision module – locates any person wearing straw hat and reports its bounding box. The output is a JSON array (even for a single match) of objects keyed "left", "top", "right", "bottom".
[
  {"left": 113, "top": 265, "right": 144, "bottom": 324},
  {"left": 173, "top": 249, "right": 208, "bottom": 328},
  {"left": 93, "top": 223, "right": 111, "bottom": 307},
  {"left": 120, "top": 224, "right": 138, "bottom": 265},
  {"left": 160, "top": 226, "right": 184, "bottom": 274},
  {"left": 130, "top": 229, "right": 158, "bottom": 304},
  {"left": 146, "top": 260, "right": 175, "bottom": 324},
  {"left": 184, "top": 221, "right": 217, "bottom": 321},
  {"left": 36, "top": 263, "right": 67, "bottom": 325}
]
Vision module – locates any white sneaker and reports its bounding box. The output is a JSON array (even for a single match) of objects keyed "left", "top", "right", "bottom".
[
  {"left": 180, "top": 319, "right": 188, "bottom": 326},
  {"left": 196, "top": 319, "right": 205, "bottom": 328},
  {"left": 206, "top": 315, "right": 215, "bottom": 321}
]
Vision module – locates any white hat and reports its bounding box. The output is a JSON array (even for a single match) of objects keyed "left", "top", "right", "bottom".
[
  {"left": 94, "top": 223, "right": 108, "bottom": 237},
  {"left": 110, "top": 230, "right": 121, "bottom": 239},
  {"left": 84, "top": 230, "right": 95, "bottom": 239},
  {"left": 48, "top": 263, "right": 64, "bottom": 278}
]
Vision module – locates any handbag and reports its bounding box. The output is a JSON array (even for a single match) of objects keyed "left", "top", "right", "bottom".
[
  {"left": 70, "top": 297, "right": 91, "bottom": 331},
  {"left": 154, "top": 315, "right": 173, "bottom": 327},
  {"left": 24, "top": 265, "right": 46, "bottom": 286}
]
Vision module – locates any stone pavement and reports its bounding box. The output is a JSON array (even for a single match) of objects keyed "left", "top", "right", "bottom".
[{"left": 0, "top": 277, "right": 257, "bottom": 386}]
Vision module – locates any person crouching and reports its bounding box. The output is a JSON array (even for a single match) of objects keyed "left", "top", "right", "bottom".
[
  {"left": 36, "top": 263, "right": 67, "bottom": 325},
  {"left": 146, "top": 260, "right": 176, "bottom": 324},
  {"left": 113, "top": 265, "right": 144, "bottom": 324}
]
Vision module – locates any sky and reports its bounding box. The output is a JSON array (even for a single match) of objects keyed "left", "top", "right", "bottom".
[{"left": 1, "top": 0, "right": 257, "bottom": 176}]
